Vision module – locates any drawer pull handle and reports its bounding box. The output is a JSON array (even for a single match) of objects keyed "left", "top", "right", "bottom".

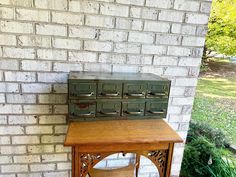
[
  {"left": 78, "top": 92, "right": 94, "bottom": 97},
  {"left": 149, "top": 92, "right": 166, "bottom": 96},
  {"left": 78, "top": 112, "right": 94, "bottom": 116},
  {"left": 101, "top": 92, "right": 119, "bottom": 97},
  {"left": 99, "top": 111, "right": 119, "bottom": 115},
  {"left": 125, "top": 111, "right": 142, "bottom": 115},
  {"left": 127, "top": 93, "right": 145, "bottom": 97},
  {"left": 148, "top": 110, "right": 165, "bottom": 114}
]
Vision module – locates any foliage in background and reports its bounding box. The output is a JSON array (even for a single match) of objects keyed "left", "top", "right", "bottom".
[
  {"left": 180, "top": 122, "right": 236, "bottom": 177},
  {"left": 205, "top": 0, "right": 236, "bottom": 56}
]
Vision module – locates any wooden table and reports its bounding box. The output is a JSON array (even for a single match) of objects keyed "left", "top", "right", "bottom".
[{"left": 64, "top": 119, "right": 183, "bottom": 177}]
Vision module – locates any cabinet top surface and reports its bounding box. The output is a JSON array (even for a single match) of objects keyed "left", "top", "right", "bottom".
[
  {"left": 64, "top": 119, "right": 183, "bottom": 146},
  {"left": 69, "top": 72, "right": 169, "bottom": 81}
]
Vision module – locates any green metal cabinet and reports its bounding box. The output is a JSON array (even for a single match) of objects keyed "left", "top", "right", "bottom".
[{"left": 68, "top": 72, "right": 171, "bottom": 121}]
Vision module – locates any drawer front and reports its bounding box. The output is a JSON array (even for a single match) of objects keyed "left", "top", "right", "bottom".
[
  {"left": 97, "top": 101, "right": 121, "bottom": 117},
  {"left": 97, "top": 82, "right": 122, "bottom": 99},
  {"left": 123, "top": 83, "right": 147, "bottom": 98},
  {"left": 146, "top": 82, "right": 170, "bottom": 98},
  {"left": 122, "top": 101, "right": 145, "bottom": 117},
  {"left": 145, "top": 101, "right": 168, "bottom": 118},
  {"left": 69, "top": 101, "right": 96, "bottom": 118},
  {"left": 69, "top": 82, "right": 96, "bottom": 99}
]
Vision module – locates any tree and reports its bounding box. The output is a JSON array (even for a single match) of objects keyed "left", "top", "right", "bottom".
[{"left": 205, "top": 0, "right": 236, "bottom": 57}]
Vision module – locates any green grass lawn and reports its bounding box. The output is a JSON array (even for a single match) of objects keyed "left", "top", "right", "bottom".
[{"left": 192, "top": 77, "right": 236, "bottom": 144}]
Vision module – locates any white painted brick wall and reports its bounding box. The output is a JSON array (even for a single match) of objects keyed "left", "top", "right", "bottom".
[{"left": 0, "top": 0, "right": 211, "bottom": 176}]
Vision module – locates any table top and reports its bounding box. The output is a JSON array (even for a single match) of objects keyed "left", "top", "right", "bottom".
[{"left": 64, "top": 119, "right": 183, "bottom": 146}]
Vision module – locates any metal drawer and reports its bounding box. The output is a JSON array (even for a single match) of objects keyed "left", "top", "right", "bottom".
[
  {"left": 122, "top": 101, "right": 145, "bottom": 117},
  {"left": 97, "top": 101, "right": 121, "bottom": 117},
  {"left": 69, "top": 82, "right": 96, "bottom": 99},
  {"left": 69, "top": 100, "right": 96, "bottom": 118},
  {"left": 123, "top": 83, "right": 147, "bottom": 98},
  {"left": 145, "top": 100, "right": 168, "bottom": 118},
  {"left": 146, "top": 82, "right": 170, "bottom": 99},
  {"left": 97, "top": 82, "right": 122, "bottom": 99}
]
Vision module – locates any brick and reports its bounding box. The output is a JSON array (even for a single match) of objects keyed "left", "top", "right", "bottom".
[
  {"left": 0, "top": 126, "right": 24, "bottom": 135},
  {"left": 55, "top": 145, "right": 71, "bottom": 153},
  {"left": 181, "top": 25, "right": 196, "bottom": 35},
  {"left": 188, "top": 67, "right": 200, "bottom": 77},
  {"left": 0, "top": 94, "right": 5, "bottom": 103},
  {"left": 142, "top": 8, "right": 158, "bottom": 20},
  {"left": 16, "top": 9, "right": 49, "bottom": 22},
  {"left": 53, "top": 105, "right": 68, "bottom": 114},
  {"left": 113, "top": 65, "right": 139, "bottom": 73},
  {"left": 171, "top": 23, "right": 182, "bottom": 34},
  {"left": 41, "top": 135, "right": 65, "bottom": 143},
  {"left": 0, "top": 0, "right": 33, "bottom": 7},
  {"left": 172, "top": 97, "right": 194, "bottom": 105},
  {"left": 1, "top": 164, "right": 28, "bottom": 173},
  {"left": 12, "top": 136, "right": 40, "bottom": 144},
  {"left": 26, "top": 126, "right": 53, "bottom": 134},
  {"left": 182, "top": 36, "right": 206, "bottom": 47},
  {"left": 22, "top": 60, "right": 51, "bottom": 71},
  {"left": 22, "top": 83, "right": 51, "bottom": 93},
  {"left": 0, "top": 59, "right": 18, "bottom": 70},
  {"left": 106, "top": 159, "right": 130, "bottom": 168},
  {"left": 99, "top": 53, "right": 126, "bottom": 64},
  {"left": 18, "top": 174, "right": 42, "bottom": 177},
  {"left": 5, "top": 71, "right": 36, "bottom": 82},
  {"left": 99, "top": 30, "right": 127, "bottom": 42},
  {"left": 69, "top": 26, "right": 98, "bottom": 39},
  {"left": 8, "top": 115, "right": 37, "bottom": 124},
  {"left": 0, "top": 21, "right": 33, "bottom": 34},
  {"left": 24, "top": 105, "right": 52, "bottom": 114},
  {"left": 127, "top": 55, "right": 152, "bottom": 65},
  {"left": 84, "top": 63, "right": 112, "bottom": 72},
  {"left": 53, "top": 84, "right": 67, "bottom": 93},
  {"left": 0, "top": 83, "right": 19, "bottom": 93},
  {"left": 174, "top": 0, "right": 200, "bottom": 12},
  {"left": 164, "top": 67, "right": 188, "bottom": 76},
  {"left": 0, "top": 136, "right": 10, "bottom": 144},
  {"left": 0, "top": 7, "right": 14, "bottom": 19},
  {"left": 35, "top": 0, "right": 67, "bottom": 10},
  {"left": 100, "top": 3, "right": 129, "bottom": 17},
  {"left": 37, "top": 49, "right": 67, "bottom": 61},
  {"left": 170, "top": 86, "right": 185, "bottom": 96},
  {"left": 57, "top": 162, "right": 71, "bottom": 170},
  {"left": 116, "top": 18, "right": 131, "bottom": 29},
  {"left": 114, "top": 43, "right": 141, "bottom": 54},
  {"left": 131, "top": 19, "right": 143, "bottom": 31},
  {"left": 30, "top": 164, "right": 56, "bottom": 172},
  {"left": 141, "top": 45, "right": 166, "bottom": 55},
  {"left": 146, "top": 0, "right": 173, "bottom": 8},
  {"left": 141, "top": 66, "right": 164, "bottom": 75},
  {"left": 0, "top": 156, "right": 12, "bottom": 164},
  {"left": 167, "top": 106, "right": 182, "bottom": 114},
  {"left": 55, "top": 125, "right": 68, "bottom": 134},
  {"left": 14, "top": 155, "right": 40, "bottom": 163},
  {"left": 130, "top": 7, "right": 141, "bottom": 18},
  {"left": 196, "top": 26, "right": 208, "bottom": 36},
  {"left": 159, "top": 10, "right": 184, "bottom": 22},
  {"left": 52, "top": 12, "right": 84, "bottom": 25},
  {"left": 156, "top": 34, "right": 182, "bottom": 45},
  {"left": 153, "top": 56, "right": 178, "bottom": 66},
  {"left": 144, "top": 21, "right": 170, "bottom": 33},
  {"left": 43, "top": 172, "right": 68, "bottom": 177},
  {"left": 69, "top": 1, "right": 99, "bottom": 13},
  {"left": 53, "top": 38, "right": 81, "bottom": 50},
  {"left": 0, "top": 104, "right": 22, "bottom": 114},
  {"left": 38, "top": 94, "right": 67, "bottom": 104},
  {"left": 53, "top": 62, "right": 83, "bottom": 72},
  {"left": 84, "top": 41, "right": 113, "bottom": 52},
  {"left": 3, "top": 47, "right": 35, "bottom": 59},
  {"left": 0, "top": 115, "right": 7, "bottom": 123},
  {"left": 0, "top": 34, "right": 16, "bottom": 45},
  {"left": 39, "top": 115, "right": 66, "bottom": 124},
  {"left": 18, "top": 35, "right": 51, "bottom": 48},
  {"left": 69, "top": 51, "right": 97, "bottom": 63},
  {"left": 42, "top": 154, "right": 67, "bottom": 162},
  {"left": 28, "top": 145, "right": 54, "bottom": 154},
  {"left": 167, "top": 46, "right": 191, "bottom": 56},
  {"left": 128, "top": 32, "right": 154, "bottom": 44},
  {"left": 192, "top": 47, "right": 204, "bottom": 57},
  {"left": 36, "top": 24, "right": 67, "bottom": 36},
  {"left": 200, "top": 2, "right": 212, "bottom": 13},
  {"left": 86, "top": 15, "right": 114, "bottom": 28},
  {"left": 175, "top": 78, "right": 198, "bottom": 86},
  {"left": 186, "top": 13, "right": 209, "bottom": 25},
  {"left": 7, "top": 94, "right": 36, "bottom": 103},
  {"left": 117, "top": 0, "right": 145, "bottom": 6},
  {"left": 178, "top": 57, "right": 201, "bottom": 67}
]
